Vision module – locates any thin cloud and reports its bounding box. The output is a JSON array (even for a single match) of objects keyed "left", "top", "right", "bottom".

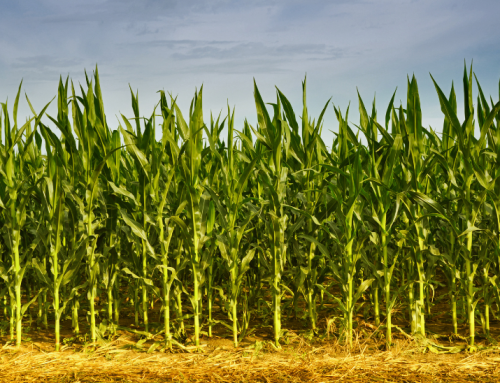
[{"left": 0, "top": 0, "right": 499, "bottom": 145}]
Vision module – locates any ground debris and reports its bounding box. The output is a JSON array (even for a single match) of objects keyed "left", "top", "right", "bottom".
[{"left": 1, "top": 337, "right": 499, "bottom": 382}]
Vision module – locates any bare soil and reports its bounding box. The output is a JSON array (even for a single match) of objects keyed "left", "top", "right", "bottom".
[{"left": 2, "top": 277, "right": 500, "bottom": 382}]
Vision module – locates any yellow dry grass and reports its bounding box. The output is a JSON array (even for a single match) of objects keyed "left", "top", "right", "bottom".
[{"left": 1, "top": 335, "right": 500, "bottom": 382}]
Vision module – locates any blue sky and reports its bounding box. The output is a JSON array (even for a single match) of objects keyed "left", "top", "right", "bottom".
[{"left": 1, "top": 0, "right": 499, "bottom": 146}]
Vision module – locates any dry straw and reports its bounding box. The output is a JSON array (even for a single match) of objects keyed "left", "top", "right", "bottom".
[{"left": 1, "top": 335, "right": 500, "bottom": 382}]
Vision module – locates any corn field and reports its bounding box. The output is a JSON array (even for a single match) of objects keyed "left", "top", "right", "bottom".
[{"left": 1, "top": 64, "right": 500, "bottom": 352}]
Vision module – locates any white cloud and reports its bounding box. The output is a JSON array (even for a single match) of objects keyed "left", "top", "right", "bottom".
[{"left": 0, "top": 0, "right": 499, "bottom": 145}]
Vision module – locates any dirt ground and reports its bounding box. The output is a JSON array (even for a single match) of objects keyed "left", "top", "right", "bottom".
[
  {"left": 1, "top": 335, "right": 500, "bottom": 383},
  {"left": 2, "top": 281, "right": 500, "bottom": 382}
]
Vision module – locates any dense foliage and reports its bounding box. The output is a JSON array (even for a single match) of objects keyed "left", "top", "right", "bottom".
[{"left": 1, "top": 64, "right": 500, "bottom": 352}]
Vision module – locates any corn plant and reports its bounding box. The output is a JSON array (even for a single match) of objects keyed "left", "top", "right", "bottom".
[
  {"left": 0, "top": 64, "right": 499, "bottom": 352},
  {"left": 0, "top": 84, "right": 49, "bottom": 346}
]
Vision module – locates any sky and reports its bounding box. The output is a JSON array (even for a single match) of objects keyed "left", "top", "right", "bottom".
[{"left": 1, "top": 0, "right": 499, "bottom": 147}]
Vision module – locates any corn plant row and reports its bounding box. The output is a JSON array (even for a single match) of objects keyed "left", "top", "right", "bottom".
[{"left": 1, "top": 64, "right": 500, "bottom": 352}]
